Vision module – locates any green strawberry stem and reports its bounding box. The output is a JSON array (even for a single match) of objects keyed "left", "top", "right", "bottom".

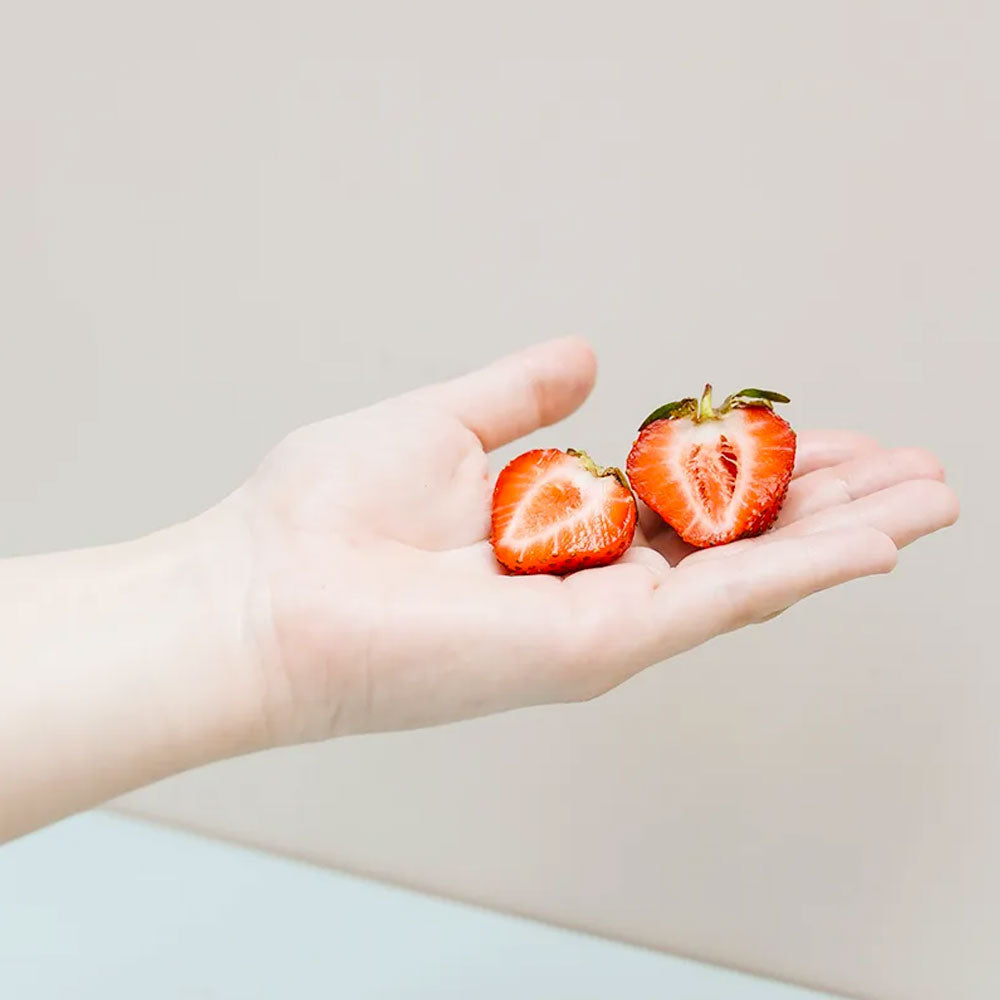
[{"left": 696, "top": 384, "right": 715, "bottom": 422}]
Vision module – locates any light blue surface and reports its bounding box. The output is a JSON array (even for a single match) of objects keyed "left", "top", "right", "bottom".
[{"left": 1, "top": 812, "right": 842, "bottom": 999}]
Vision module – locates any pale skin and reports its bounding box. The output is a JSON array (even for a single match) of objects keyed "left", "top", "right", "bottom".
[{"left": 0, "top": 338, "right": 959, "bottom": 841}]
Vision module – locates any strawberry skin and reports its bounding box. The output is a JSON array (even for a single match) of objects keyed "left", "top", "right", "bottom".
[
  {"left": 627, "top": 386, "right": 796, "bottom": 548},
  {"left": 490, "top": 448, "right": 637, "bottom": 575}
]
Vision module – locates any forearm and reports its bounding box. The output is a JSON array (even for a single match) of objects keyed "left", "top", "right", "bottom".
[{"left": 0, "top": 511, "right": 266, "bottom": 841}]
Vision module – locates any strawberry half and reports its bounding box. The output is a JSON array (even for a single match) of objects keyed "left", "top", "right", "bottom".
[
  {"left": 490, "top": 448, "right": 637, "bottom": 575},
  {"left": 626, "top": 385, "right": 796, "bottom": 548}
]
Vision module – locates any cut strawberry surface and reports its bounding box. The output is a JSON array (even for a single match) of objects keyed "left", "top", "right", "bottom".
[
  {"left": 627, "top": 385, "right": 796, "bottom": 548},
  {"left": 490, "top": 448, "right": 637, "bottom": 575}
]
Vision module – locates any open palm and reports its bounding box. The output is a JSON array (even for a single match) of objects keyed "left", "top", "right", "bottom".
[{"left": 231, "top": 338, "right": 958, "bottom": 744}]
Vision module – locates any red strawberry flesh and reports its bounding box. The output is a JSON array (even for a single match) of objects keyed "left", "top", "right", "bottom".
[
  {"left": 490, "top": 448, "right": 637, "bottom": 575},
  {"left": 627, "top": 386, "right": 796, "bottom": 547}
]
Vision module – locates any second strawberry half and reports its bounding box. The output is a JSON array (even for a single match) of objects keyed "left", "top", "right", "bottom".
[
  {"left": 490, "top": 448, "right": 637, "bottom": 575},
  {"left": 627, "top": 384, "right": 797, "bottom": 548}
]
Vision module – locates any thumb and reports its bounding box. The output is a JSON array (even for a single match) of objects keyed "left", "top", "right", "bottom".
[{"left": 411, "top": 337, "right": 597, "bottom": 451}]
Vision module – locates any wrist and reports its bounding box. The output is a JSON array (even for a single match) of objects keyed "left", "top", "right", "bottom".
[
  {"left": 0, "top": 505, "right": 272, "bottom": 839},
  {"left": 139, "top": 503, "right": 274, "bottom": 765}
]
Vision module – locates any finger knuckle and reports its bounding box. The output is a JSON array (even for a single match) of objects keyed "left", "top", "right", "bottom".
[
  {"left": 720, "top": 574, "right": 760, "bottom": 628},
  {"left": 898, "top": 447, "right": 946, "bottom": 481}
]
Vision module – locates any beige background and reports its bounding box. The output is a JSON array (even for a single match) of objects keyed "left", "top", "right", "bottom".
[{"left": 1, "top": 4, "right": 996, "bottom": 999}]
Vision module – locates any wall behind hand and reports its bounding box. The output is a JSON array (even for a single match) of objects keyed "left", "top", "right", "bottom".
[{"left": 1, "top": 4, "right": 995, "bottom": 999}]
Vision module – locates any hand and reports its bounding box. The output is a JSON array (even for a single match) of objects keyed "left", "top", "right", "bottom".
[{"left": 220, "top": 338, "right": 958, "bottom": 744}]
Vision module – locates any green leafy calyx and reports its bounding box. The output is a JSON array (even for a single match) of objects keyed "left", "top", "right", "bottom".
[
  {"left": 566, "top": 448, "right": 632, "bottom": 492},
  {"left": 638, "top": 385, "right": 790, "bottom": 429}
]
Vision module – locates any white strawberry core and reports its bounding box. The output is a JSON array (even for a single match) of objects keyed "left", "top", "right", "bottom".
[
  {"left": 667, "top": 410, "right": 758, "bottom": 533},
  {"left": 501, "top": 459, "right": 625, "bottom": 560}
]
